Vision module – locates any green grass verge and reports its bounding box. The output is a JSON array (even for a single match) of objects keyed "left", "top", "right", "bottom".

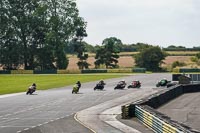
[{"left": 0, "top": 74, "right": 124, "bottom": 95}]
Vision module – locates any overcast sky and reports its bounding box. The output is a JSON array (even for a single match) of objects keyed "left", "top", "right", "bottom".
[{"left": 76, "top": 0, "right": 200, "bottom": 47}]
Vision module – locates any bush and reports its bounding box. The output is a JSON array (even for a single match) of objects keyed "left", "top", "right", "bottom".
[{"left": 172, "top": 61, "right": 186, "bottom": 69}]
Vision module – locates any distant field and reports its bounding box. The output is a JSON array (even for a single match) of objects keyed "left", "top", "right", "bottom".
[
  {"left": 68, "top": 55, "right": 196, "bottom": 70},
  {"left": 0, "top": 74, "right": 123, "bottom": 95},
  {"left": 67, "top": 51, "right": 199, "bottom": 70},
  {"left": 166, "top": 51, "right": 199, "bottom": 56}
]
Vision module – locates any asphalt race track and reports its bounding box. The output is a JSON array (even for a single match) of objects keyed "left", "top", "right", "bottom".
[
  {"left": 158, "top": 92, "right": 200, "bottom": 131},
  {"left": 0, "top": 73, "right": 171, "bottom": 133}
]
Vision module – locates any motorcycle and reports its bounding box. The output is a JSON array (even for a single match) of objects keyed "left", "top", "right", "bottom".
[
  {"left": 114, "top": 82, "right": 126, "bottom": 90},
  {"left": 94, "top": 82, "right": 106, "bottom": 90},
  {"left": 26, "top": 87, "right": 36, "bottom": 95},
  {"left": 72, "top": 84, "right": 80, "bottom": 94},
  {"left": 127, "top": 81, "right": 141, "bottom": 88},
  {"left": 156, "top": 79, "right": 171, "bottom": 87}
]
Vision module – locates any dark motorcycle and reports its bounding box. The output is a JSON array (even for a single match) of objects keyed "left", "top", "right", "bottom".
[
  {"left": 114, "top": 82, "right": 126, "bottom": 90},
  {"left": 26, "top": 87, "right": 36, "bottom": 95},
  {"left": 156, "top": 79, "right": 172, "bottom": 87},
  {"left": 128, "top": 81, "right": 141, "bottom": 88},
  {"left": 94, "top": 82, "right": 106, "bottom": 90}
]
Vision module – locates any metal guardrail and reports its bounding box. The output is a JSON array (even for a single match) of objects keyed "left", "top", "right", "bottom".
[{"left": 135, "top": 105, "right": 183, "bottom": 133}]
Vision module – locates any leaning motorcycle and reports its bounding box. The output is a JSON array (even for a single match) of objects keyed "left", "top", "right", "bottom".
[
  {"left": 26, "top": 88, "right": 36, "bottom": 95},
  {"left": 94, "top": 83, "right": 106, "bottom": 90},
  {"left": 114, "top": 82, "right": 126, "bottom": 90},
  {"left": 156, "top": 80, "right": 170, "bottom": 87},
  {"left": 127, "top": 81, "right": 141, "bottom": 88},
  {"left": 72, "top": 84, "right": 79, "bottom": 94}
]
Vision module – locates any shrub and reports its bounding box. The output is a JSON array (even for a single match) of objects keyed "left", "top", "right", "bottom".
[{"left": 172, "top": 61, "right": 186, "bottom": 69}]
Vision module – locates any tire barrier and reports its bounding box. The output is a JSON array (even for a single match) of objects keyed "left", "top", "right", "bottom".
[
  {"left": 135, "top": 105, "right": 182, "bottom": 133},
  {"left": 121, "top": 84, "right": 200, "bottom": 133},
  {"left": 121, "top": 105, "right": 130, "bottom": 119}
]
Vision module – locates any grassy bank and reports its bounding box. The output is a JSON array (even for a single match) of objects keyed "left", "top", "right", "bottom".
[{"left": 0, "top": 74, "right": 124, "bottom": 95}]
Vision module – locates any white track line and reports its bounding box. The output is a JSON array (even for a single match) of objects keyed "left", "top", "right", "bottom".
[{"left": 0, "top": 92, "right": 25, "bottom": 99}]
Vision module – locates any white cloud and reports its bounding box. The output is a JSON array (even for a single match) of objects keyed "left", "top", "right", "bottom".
[{"left": 76, "top": 0, "right": 200, "bottom": 47}]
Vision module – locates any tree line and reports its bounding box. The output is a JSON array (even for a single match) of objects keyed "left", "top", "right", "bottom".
[
  {"left": 1, "top": 0, "right": 198, "bottom": 71},
  {"left": 66, "top": 42, "right": 200, "bottom": 54}
]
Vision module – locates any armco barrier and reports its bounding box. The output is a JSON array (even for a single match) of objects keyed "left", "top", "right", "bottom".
[
  {"left": 180, "top": 68, "right": 200, "bottom": 73},
  {"left": 122, "top": 84, "right": 200, "bottom": 133},
  {"left": 132, "top": 68, "right": 146, "bottom": 73},
  {"left": 81, "top": 69, "right": 107, "bottom": 73},
  {"left": 33, "top": 70, "right": 57, "bottom": 74}
]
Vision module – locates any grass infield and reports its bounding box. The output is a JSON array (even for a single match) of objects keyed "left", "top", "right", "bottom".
[{"left": 0, "top": 74, "right": 125, "bottom": 95}]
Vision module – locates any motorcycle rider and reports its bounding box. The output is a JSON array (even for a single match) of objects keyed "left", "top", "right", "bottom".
[
  {"left": 26, "top": 83, "right": 36, "bottom": 95},
  {"left": 119, "top": 79, "right": 126, "bottom": 85},
  {"left": 76, "top": 81, "right": 81, "bottom": 91},
  {"left": 133, "top": 80, "right": 140, "bottom": 86},
  {"left": 72, "top": 81, "right": 81, "bottom": 94},
  {"left": 99, "top": 79, "right": 105, "bottom": 86},
  {"left": 160, "top": 78, "right": 168, "bottom": 85},
  {"left": 114, "top": 79, "right": 126, "bottom": 89}
]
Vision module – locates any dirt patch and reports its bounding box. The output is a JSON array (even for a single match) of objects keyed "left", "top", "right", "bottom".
[{"left": 163, "top": 56, "right": 192, "bottom": 65}]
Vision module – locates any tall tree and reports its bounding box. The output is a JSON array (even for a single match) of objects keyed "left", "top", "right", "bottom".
[
  {"left": 0, "top": 0, "right": 86, "bottom": 70},
  {"left": 0, "top": 0, "right": 40, "bottom": 69},
  {"left": 43, "top": 0, "right": 86, "bottom": 69},
  {"left": 73, "top": 26, "right": 89, "bottom": 69},
  {"left": 95, "top": 37, "right": 121, "bottom": 68},
  {"left": 134, "top": 46, "right": 167, "bottom": 71}
]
